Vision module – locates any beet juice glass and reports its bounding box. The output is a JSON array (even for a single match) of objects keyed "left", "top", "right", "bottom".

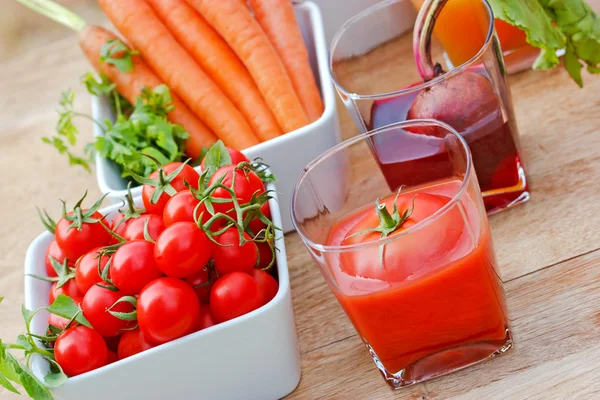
[
  {"left": 330, "top": 0, "right": 529, "bottom": 214},
  {"left": 291, "top": 120, "right": 512, "bottom": 388}
]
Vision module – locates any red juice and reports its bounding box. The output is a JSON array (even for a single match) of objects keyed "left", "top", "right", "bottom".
[
  {"left": 368, "top": 72, "right": 528, "bottom": 214},
  {"left": 325, "top": 180, "right": 511, "bottom": 384}
]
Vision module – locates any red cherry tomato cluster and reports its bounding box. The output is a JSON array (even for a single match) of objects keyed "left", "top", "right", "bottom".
[{"left": 34, "top": 144, "right": 279, "bottom": 379}]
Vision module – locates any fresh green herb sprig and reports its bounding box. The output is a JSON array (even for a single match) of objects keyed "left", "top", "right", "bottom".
[
  {"left": 43, "top": 78, "right": 189, "bottom": 178},
  {"left": 99, "top": 40, "right": 140, "bottom": 74}
]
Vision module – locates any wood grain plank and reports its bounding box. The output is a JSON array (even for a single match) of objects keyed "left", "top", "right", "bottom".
[{"left": 288, "top": 334, "right": 429, "bottom": 400}]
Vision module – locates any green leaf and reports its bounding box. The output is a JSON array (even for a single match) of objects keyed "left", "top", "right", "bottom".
[
  {"left": 16, "top": 335, "right": 34, "bottom": 353},
  {"left": 67, "top": 153, "right": 92, "bottom": 173},
  {"left": 0, "top": 342, "right": 21, "bottom": 384},
  {"left": 489, "top": 0, "right": 565, "bottom": 69},
  {"left": 44, "top": 359, "right": 67, "bottom": 388},
  {"left": 100, "top": 39, "right": 139, "bottom": 73},
  {"left": 198, "top": 147, "right": 210, "bottom": 162},
  {"left": 4, "top": 351, "right": 53, "bottom": 400},
  {"left": 140, "top": 147, "right": 170, "bottom": 166},
  {"left": 21, "top": 306, "right": 37, "bottom": 333},
  {"left": 47, "top": 295, "right": 92, "bottom": 328},
  {"left": 80, "top": 72, "right": 115, "bottom": 96},
  {"left": 0, "top": 370, "right": 20, "bottom": 394},
  {"left": 489, "top": 0, "right": 600, "bottom": 85},
  {"left": 564, "top": 40, "right": 584, "bottom": 87},
  {"left": 202, "top": 141, "right": 231, "bottom": 179},
  {"left": 42, "top": 137, "right": 68, "bottom": 154}
]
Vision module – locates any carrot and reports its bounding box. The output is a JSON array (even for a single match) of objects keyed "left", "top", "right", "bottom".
[
  {"left": 187, "top": 0, "right": 309, "bottom": 133},
  {"left": 249, "top": 0, "right": 324, "bottom": 123},
  {"left": 146, "top": 0, "right": 282, "bottom": 142},
  {"left": 80, "top": 26, "right": 217, "bottom": 159},
  {"left": 98, "top": 0, "right": 260, "bottom": 150},
  {"left": 16, "top": 0, "right": 217, "bottom": 159}
]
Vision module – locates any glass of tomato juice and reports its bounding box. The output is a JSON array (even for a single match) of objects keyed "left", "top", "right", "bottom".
[
  {"left": 291, "top": 120, "right": 512, "bottom": 388},
  {"left": 330, "top": 0, "right": 529, "bottom": 215}
]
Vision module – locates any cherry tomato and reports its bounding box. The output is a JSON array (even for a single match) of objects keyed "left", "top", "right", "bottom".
[
  {"left": 256, "top": 240, "right": 275, "bottom": 270},
  {"left": 112, "top": 240, "right": 163, "bottom": 295},
  {"left": 201, "top": 148, "right": 249, "bottom": 170},
  {"left": 104, "top": 334, "right": 121, "bottom": 354},
  {"left": 54, "top": 326, "right": 107, "bottom": 377},
  {"left": 49, "top": 280, "right": 82, "bottom": 305},
  {"left": 107, "top": 351, "right": 118, "bottom": 364},
  {"left": 55, "top": 211, "right": 111, "bottom": 260},
  {"left": 208, "top": 165, "right": 265, "bottom": 215},
  {"left": 142, "top": 162, "right": 200, "bottom": 215},
  {"left": 163, "top": 191, "right": 212, "bottom": 227},
  {"left": 138, "top": 278, "right": 200, "bottom": 344},
  {"left": 184, "top": 267, "right": 213, "bottom": 304},
  {"left": 44, "top": 240, "right": 71, "bottom": 278},
  {"left": 81, "top": 285, "right": 135, "bottom": 337},
  {"left": 75, "top": 248, "right": 111, "bottom": 294},
  {"left": 213, "top": 228, "right": 257, "bottom": 275},
  {"left": 210, "top": 272, "right": 263, "bottom": 323},
  {"left": 122, "top": 214, "right": 165, "bottom": 242},
  {"left": 154, "top": 222, "right": 212, "bottom": 278},
  {"left": 250, "top": 269, "right": 279, "bottom": 305},
  {"left": 196, "top": 304, "right": 217, "bottom": 331},
  {"left": 48, "top": 297, "right": 82, "bottom": 330},
  {"left": 332, "top": 192, "right": 464, "bottom": 281},
  {"left": 247, "top": 202, "right": 271, "bottom": 236},
  {"left": 109, "top": 212, "right": 133, "bottom": 244},
  {"left": 117, "top": 328, "right": 155, "bottom": 360}
]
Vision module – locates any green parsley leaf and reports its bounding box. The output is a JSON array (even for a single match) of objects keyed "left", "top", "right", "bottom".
[
  {"left": 99, "top": 39, "right": 140, "bottom": 73},
  {"left": 81, "top": 72, "right": 115, "bottom": 96}
]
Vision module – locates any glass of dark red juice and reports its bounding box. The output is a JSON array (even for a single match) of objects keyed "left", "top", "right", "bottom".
[{"left": 329, "top": 0, "right": 529, "bottom": 214}]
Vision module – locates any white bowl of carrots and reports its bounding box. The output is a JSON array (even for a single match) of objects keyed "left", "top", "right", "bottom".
[
  {"left": 23, "top": 182, "right": 300, "bottom": 400},
  {"left": 79, "top": 0, "right": 339, "bottom": 233}
]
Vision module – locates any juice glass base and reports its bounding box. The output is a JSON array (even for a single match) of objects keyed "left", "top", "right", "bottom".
[
  {"left": 483, "top": 162, "right": 530, "bottom": 214},
  {"left": 368, "top": 328, "right": 513, "bottom": 389}
]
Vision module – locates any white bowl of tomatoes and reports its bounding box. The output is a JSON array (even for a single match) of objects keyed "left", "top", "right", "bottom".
[
  {"left": 92, "top": 1, "right": 340, "bottom": 233},
  {"left": 22, "top": 148, "right": 300, "bottom": 400}
]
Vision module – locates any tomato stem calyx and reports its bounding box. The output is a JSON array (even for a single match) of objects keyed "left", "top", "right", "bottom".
[
  {"left": 128, "top": 155, "right": 192, "bottom": 205},
  {"left": 61, "top": 191, "right": 109, "bottom": 232},
  {"left": 114, "top": 182, "right": 144, "bottom": 230},
  {"left": 346, "top": 187, "right": 416, "bottom": 269}
]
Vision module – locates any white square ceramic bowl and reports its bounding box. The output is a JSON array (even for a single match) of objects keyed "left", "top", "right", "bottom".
[
  {"left": 24, "top": 187, "right": 301, "bottom": 400},
  {"left": 93, "top": 1, "right": 340, "bottom": 233}
]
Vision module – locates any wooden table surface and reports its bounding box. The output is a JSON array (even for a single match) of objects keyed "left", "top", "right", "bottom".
[{"left": 2, "top": 2, "right": 600, "bottom": 399}]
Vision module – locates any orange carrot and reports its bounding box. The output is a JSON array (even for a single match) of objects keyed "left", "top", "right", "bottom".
[
  {"left": 249, "top": 0, "right": 324, "bottom": 122},
  {"left": 187, "top": 0, "right": 309, "bottom": 133},
  {"left": 146, "top": 0, "right": 282, "bottom": 142},
  {"left": 98, "top": 0, "right": 260, "bottom": 150},
  {"left": 80, "top": 26, "right": 217, "bottom": 159}
]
